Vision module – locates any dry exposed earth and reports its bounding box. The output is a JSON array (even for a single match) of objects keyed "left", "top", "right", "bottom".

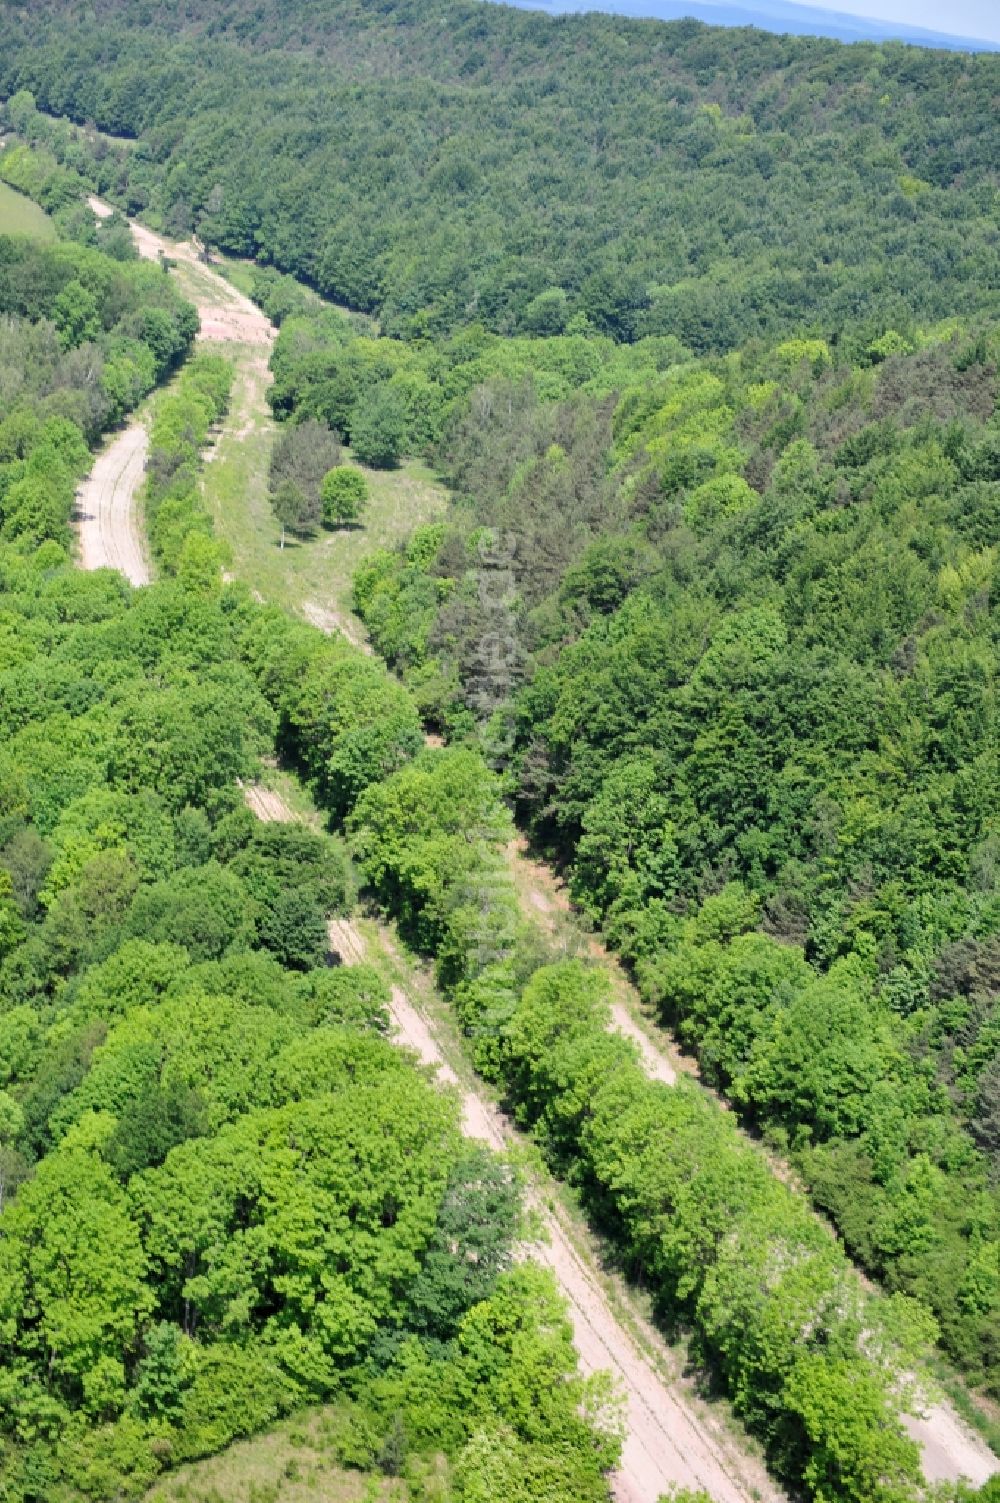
[
  {"left": 74, "top": 420, "right": 151, "bottom": 585},
  {"left": 90, "top": 197, "right": 275, "bottom": 350},
  {"left": 505, "top": 839, "right": 1000, "bottom": 1488},
  {"left": 302, "top": 599, "right": 372, "bottom": 652},
  {"left": 252, "top": 784, "right": 781, "bottom": 1503}
]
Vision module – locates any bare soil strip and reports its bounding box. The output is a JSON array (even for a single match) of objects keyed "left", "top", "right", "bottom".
[
  {"left": 301, "top": 600, "right": 372, "bottom": 653},
  {"left": 505, "top": 838, "right": 1000, "bottom": 1487},
  {"left": 91, "top": 198, "right": 275, "bottom": 350},
  {"left": 71, "top": 185, "right": 994, "bottom": 1486},
  {"left": 238, "top": 780, "right": 299, "bottom": 824},
  {"left": 250, "top": 783, "right": 781, "bottom": 1503},
  {"left": 74, "top": 420, "right": 151, "bottom": 585}
]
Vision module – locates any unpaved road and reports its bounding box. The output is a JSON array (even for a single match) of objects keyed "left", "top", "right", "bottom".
[
  {"left": 74, "top": 176, "right": 997, "bottom": 1485},
  {"left": 254, "top": 785, "right": 781, "bottom": 1503},
  {"left": 75, "top": 420, "right": 151, "bottom": 585},
  {"left": 506, "top": 840, "right": 1000, "bottom": 1488},
  {"left": 88, "top": 196, "right": 274, "bottom": 349},
  {"left": 76, "top": 199, "right": 274, "bottom": 582}
]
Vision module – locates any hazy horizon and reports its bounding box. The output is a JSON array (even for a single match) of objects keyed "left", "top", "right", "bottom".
[
  {"left": 493, "top": 0, "right": 1000, "bottom": 47},
  {"left": 807, "top": 0, "right": 999, "bottom": 43}
]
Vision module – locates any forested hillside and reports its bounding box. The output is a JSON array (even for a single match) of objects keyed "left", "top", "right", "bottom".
[
  {"left": 354, "top": 319, "right": 1000, "bottom": 1392},
  {"left": 0, "top": 237, "right": 623, "bottom": 1503},
  {"left": 1, "top": 0, "right": 999, "bottom": 1497},
  {"left": 0, "top": 0, "right": 997, "bottom": 347}
]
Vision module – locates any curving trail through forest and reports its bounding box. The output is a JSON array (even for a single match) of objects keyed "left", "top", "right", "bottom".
[
  {"left": 72, "top": 196, "right": 998, "bottom": 1495},
  {"left": 74, "top": 197, "right": 274, "bottom": 580}
]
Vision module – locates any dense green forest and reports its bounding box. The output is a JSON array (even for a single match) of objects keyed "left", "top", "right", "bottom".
[
  {"left": 352, "top": 320, "right": 1000, "bottom": 1394},
  {"left": 0, "top": 224, "right": 963, "bottom": 1503},
  {"left": 0, "top": 237, "right": 622, "bottom": 1503},
  {"left": 0, "top": 0, "right": 998, "bottom": 348},
  {"left": 1, "top": 0, "right": 999, "bottom": 1497}
]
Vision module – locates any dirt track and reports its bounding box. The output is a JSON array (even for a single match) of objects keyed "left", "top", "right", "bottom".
[
  {"left": 88, "top": 197, "right": 274, "bottom": 350},
  {"left": 252, "top": 786, "right": 782, "bottom": 1503},
  {"left": 371, "top": 926, "right": 780, "bottom": 1503},
  {"left": 75, "top": 199, "right": 274, "bottom": 582},
  {"left": 75, "top": 420, "right": 151, "bottom": 585},
  {"left": 506, "top": 838, "right": 1000, "bottom": 1488}
]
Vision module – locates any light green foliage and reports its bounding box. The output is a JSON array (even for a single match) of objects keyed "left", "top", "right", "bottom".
[
  {"left": 355, "top": 313, "right": 1000, "bottom": 1402},
  {"left": 349, "top": 748, "right": 518, "bottom": 988},
  {"left": 133, "top": 1078, "right": 457, "bottom": 1372},
  {"left": 240, "top": 609, "right": 423, "bottom": 819},
  {"left": 321, "top": 464, "right": 368, "bottom": 525},
  {"left": 0, "top": 504, "right": 553, "bottom": 1500},
  {"left": 0, "top": 1147, "right": 153, "bottom": 1418},
  {"left": 682, "top": 471, "right": 757, "bottom": 531},
  {"left": 145, "top": 354, "right": 233, "bottom": 571},
  {"left": 1, "top": 12, "right": 999, "bottom": 1498},
  {"left": 0, "top": 567, "right": 546, "bottom": 1500}
]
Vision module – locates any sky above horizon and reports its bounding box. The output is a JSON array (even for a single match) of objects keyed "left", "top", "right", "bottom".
[{"left": 761, "top": 0, "right": 1000, "bottom": 41}]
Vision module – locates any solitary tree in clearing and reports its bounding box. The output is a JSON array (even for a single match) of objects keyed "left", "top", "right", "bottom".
[
  {"left": 272, "top": 479, "right": 319, "bottom": 548},
  {"left": 268, "top": 417, "right": 340, "bottom": 546},
  {"left": 321, "top": 465, "right": 368, "bottom": 527}
]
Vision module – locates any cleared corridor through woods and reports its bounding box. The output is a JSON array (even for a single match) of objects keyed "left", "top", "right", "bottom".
[
  {"left": 72, "top": 199, "right": 998, "bottom": 1496},
  {"left": 73, "top": 195, "right": 274, "bottom": 582}
]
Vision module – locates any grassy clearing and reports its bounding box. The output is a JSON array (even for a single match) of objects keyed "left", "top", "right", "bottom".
[
  {"left": 144, "top": 1410, "right": 407, "bottom": 1503},
  {"left": 212, "top": 253, "right": 256, "bottom": 298},
  {"left": 202, "top": 365, "right": 446, "bottom": 637},
  {"left": 0, "top": 180, "right": 57, "bottom": 239}
]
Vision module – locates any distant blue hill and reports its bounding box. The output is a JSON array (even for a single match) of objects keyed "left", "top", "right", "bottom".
[{"left": 487, "top": 0, "right": 1000, "bottom": 51}]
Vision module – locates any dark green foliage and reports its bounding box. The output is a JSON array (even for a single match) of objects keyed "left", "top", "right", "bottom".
[
  {"left": 350, "top": 385, "right": 407, "bottom": 469},
  {"left": 1, "top": 6, "right": 998, "bottom": 1496},
  {"left": 104, "top": 1080, "right": 210, "bottom": 1179},
  {"left": 126, "top": 864, "right": 256, "bottom": 960},
  {"left": 405, "top": 1148, "right": 519, "bottom": 1339},
  {"left": 0, "top": 234, "right": 196, "bottom": 553},
  {"left": 268, "top": 417, "right": 341, "bottom": 540},
  {"left": 255, "top": 885, "right": 328, "bottom": 970},
  {"left": 354, "top": 323, "right": 1000, "bottom": 1395},
  {"left": 238, "top": 608, "right": 424, "bottom": 820},
  {"left": 1, "top": 7, "right": 997, "bottom": 347}
]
